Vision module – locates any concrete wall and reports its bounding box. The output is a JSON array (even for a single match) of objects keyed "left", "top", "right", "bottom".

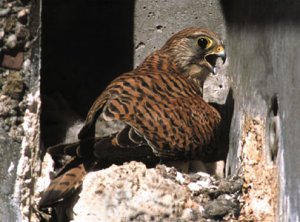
[
  {"left": 133, "top": 0, "right": 226, "bottom": 66},
  {"left": 0, "top": 0, "right": 41, "bottom": 221},
  {"left": 221, "top": 1, "right": 300, "bottom": 220},
  {"left": 134, "top": 0, "right": 232, "bottom": 163}
]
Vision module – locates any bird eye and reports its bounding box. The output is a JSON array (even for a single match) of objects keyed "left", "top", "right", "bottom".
[{"left": 197, "top": 37, "right": 212, "bottom": 50}]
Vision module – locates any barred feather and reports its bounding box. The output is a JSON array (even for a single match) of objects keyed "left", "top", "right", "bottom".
[{"left": 39, "top": 27, "right": 225, "bottom": 209}]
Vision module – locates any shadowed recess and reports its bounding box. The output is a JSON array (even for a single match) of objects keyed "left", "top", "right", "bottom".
[
  {"left": 41, "top": 0, "right": 135, "bottom": 147},
  {"left": 220, "top": 0, "right": 300, "bottom": 25}
]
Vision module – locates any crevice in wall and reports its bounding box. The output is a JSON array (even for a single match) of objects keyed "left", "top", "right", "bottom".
[{"left": 268, "top": 94, "right": 280, "bottom": 163}]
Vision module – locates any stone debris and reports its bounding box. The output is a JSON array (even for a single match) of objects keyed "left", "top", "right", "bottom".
[
  {"left": 5, "top": 34, "right": 17, "bottom": 49},
  {"left": 2, "top": 71, "right": 24, "bottom": 99},
  {"left": 15, "top": 90, "right": 41, "bottom": 222},
  {"left": 0, "top": 0, "right": 41, "bottom": 221},
  {"left": 1, "top": 52, "right": 24, "bottom": 70},
  {"left": 0, "top": 0, "right": 31, "bottom": 70},
  {"left": 204, "top": 194, "right": 239, "bottom": 219},
  {"left": 17, "top": 9, "right": 29, "bottom": 25},
  {"left": 65, "top": 161, "right": 242, "bottom": 222}
]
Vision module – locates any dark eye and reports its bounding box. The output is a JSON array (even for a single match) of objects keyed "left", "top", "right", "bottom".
[{"left": 197, "top": 37, "right": 209, "bottom": 49}]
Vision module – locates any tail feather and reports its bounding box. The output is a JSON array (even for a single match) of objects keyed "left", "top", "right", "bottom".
[
  {"left": 38, "top": 158, "right": 91, "bottom": 209},
  {"left": 47, "top": 137, "right": 99, "bottom": 157},
  {"left": 47, "top": 141, "right": 81, "bottom": 157},
  {"left": 39, "top": 134, "right": 151, "bottom": 209}
]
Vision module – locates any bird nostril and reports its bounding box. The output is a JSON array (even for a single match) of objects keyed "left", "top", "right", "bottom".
[{"left": 216, "top": 46, "right": 224, "bottom": 52}]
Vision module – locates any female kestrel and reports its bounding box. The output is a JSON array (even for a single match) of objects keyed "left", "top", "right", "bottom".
[{"left": 39, "top": 27, "right": 226, "bottom": 208}]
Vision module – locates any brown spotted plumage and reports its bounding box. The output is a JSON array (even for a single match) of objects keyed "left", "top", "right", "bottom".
[{"left": 39, "top": 28, "right": 226, "bottom": 209}]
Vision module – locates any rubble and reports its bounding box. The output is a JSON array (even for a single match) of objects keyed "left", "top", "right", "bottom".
[
  {"left": 0, "top": 0, "right": 31, "bottom": 70},
  {"left": 38, "top": 161, "right": 243, "bottom": 222},
  {"left": 0, "top": 0, "right": 41, "bottom": 221}
]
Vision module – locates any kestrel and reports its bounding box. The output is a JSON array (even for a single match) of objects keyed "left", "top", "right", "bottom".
[{"left": 39, "top": 28, "right": 226, "bottom": 208}]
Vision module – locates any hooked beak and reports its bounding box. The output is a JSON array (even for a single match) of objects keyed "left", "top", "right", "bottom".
[{"left": 204, "top": 45, "right": 226, "bottom": 75}]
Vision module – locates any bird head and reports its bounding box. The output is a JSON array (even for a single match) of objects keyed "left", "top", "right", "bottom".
[{"left": 160, "top": 28, "right": 226, "bottom": 82}]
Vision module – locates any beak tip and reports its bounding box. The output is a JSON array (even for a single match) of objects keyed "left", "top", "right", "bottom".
[{"left": 222, "top": 56, "right": 226, "bottom": 64}]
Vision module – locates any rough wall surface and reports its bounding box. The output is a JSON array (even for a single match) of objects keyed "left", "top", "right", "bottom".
[
  {"left": 0, "top": 0, "right": 41, "bottom": 221},
  {"left": 134, "top": 0, "right": 226, "bottom": 66},
  {"left": 221, "top": 0, "right": 300, "bottom": 220},
  {"left": 134, "top": 0, "right": 232, "bottom": 162}
]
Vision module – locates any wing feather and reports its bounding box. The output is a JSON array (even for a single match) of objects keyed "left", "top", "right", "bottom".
[{"left": 86, "top": 69, "right": 221, "bottom": 158}]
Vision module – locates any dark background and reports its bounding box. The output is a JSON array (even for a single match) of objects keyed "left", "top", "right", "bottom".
[{"left": 41, "top": 0, "right": 135, "bottom": 146}]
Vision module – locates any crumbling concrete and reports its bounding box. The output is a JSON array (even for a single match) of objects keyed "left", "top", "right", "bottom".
[
  {"left": 0, "top": 0, "right": 41, "bottom": 221},
  {"left": 71, "top": 162, "right": 242, "bottom": 222},
  {"left": 222, "top": 0, "right": 300, "bottom": 220}
]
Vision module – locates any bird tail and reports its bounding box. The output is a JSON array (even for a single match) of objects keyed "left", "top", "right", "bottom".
[
  {"left": 38, "top": 135, "right": 154, "bottom": 208},
  {"left": 38, "top": 137, "right": 107, "bottom": 209},
  {"left": 38, "top": 157, "right": 94, "bottom": 209},
  {"left": 47, "top": 140, "right": 81, "bottom": 156}
]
